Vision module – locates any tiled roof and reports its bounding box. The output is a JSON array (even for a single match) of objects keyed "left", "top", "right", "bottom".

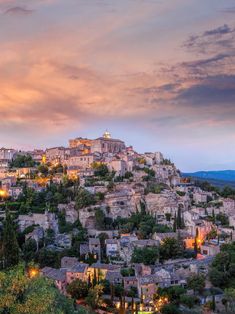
[
  {"left": 89, "top": 238, "right": 100, "bottom": 245},
  {"left": 106, "top": 239, "right": 118, "bottom": 245},
  {"left": 91, "top": 262, "right": 120, "bottom": 271},
  {"left": 80, "top": 243, "right": 89, "bottom": 255},
  {"left": 70, "top": 263, "right": 89, "bottom": 273},
  {"left": 41, "top": 267, "right": 66, "bottom": 281}
]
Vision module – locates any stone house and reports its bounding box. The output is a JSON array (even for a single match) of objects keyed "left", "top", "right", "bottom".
[
  {"left": 18, "top": 211, "right": 58, "bottom": 233},
  {"left": 89, "top": 238, "right": 101, "bottom": 259},
  {"left": 66, "top": 263, "right": 89, "bottom": 284},
  {"left": 123, "top": 276, "right": 138, "bottom": 291},
  {"left": 105, "top": 239, "right": 119, "bottom": 257},
  {"left": 201, "top": 243, "right": 220, "bottom": 256},
  {"left": 41, "top": 267, "right": 67, "bottom": 294},
  {"left": 88, "top": 263, "right": 121, "bottom": 282}
]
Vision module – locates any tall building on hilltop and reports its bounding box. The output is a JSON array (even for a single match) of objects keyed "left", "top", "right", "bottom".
[
  {"left": 69, "top": 132, "right": 126, "bottom": 155},
  {"left": 91, "top": 131, "right": 126, "bottom": 154}
]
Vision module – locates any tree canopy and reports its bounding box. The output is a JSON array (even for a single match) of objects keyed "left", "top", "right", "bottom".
[
  {"left": 10, "top": 154, "right": 36, "bottom": 168},
  {"left": 0, "top": 264, "right": 76, "bottom": 314}
]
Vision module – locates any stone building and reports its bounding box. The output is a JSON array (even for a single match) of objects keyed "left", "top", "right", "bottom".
[
  {"left": 69, "top": 137, "right": 92, "bottom": 151},
  {"left": 0, "top": 148, "right": 16, "bottom": 161},
  {"left": 91, "top": 131, "right": 126, "bottom": 154},
  {"left": 67, "top": 154, "right": 95, "bottom": 169},
  {"left": 45, "top": 147, "right": 67, "bottom": 162}
]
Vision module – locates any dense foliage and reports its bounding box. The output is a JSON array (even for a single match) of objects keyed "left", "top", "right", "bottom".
[
  {"left": 0, "top": 264, "right": 76, "bottom": 314},
  {"left": 10, "top": 154, "right": 36, "bottom": 168},
  {"left": 114, "top": 209, "right": 172, "bottom": 239},
  {"left": 66, "top": 279, "right": 89, "bottom": 299},
  {"left": 131, "top": 246, "right": 159, "bottom": 265},
  {"left": 209, "top": 242, "right": 235, "bottom": 288},
  {"left": 0, "top": 210, "right": 19, "bottom": 269}
]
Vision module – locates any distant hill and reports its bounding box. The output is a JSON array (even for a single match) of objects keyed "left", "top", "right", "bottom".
[{"left": 182, "top": 170, "right": 235, "bottom": 188}]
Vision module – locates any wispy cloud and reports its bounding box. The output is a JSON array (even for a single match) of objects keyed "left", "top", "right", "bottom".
[
  {"left": 4, "top": 6, "right": 33, "bottom": 15},
  {"left": 0, "top": 0, "right": 235, "bottom": 170}
]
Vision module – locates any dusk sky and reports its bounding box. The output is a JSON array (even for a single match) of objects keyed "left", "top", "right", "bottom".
[{"left": 1, "top": 0, "right": 235, "bottom": 171}]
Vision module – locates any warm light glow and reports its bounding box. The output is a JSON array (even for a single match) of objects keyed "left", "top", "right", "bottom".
[
  {"left": 42, "top": 155, "right": 47, "bottom": 164},
  {"left": 29, "top": 268, "right": 39, "bottom": 278},
  {"left": 36, "top": 177, "right": 49, "bottom": 186},
  {"left": 116, "top": 302, "right": 120, "bottom": 309},
  {"left": 154, "top": 296, "right": 169, "bottom": 312},
  {"left": 0, "top": 190, "right": 8, "bottom": 198}
]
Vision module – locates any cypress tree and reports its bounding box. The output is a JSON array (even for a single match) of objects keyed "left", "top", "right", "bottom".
[
  {"left": 173, "top": 212, "right": 177, "bottom": 232},
  {"left": 177, "top": 207, "right": 182, "bottom": 229},
  {"left": 131, "top": 296, "right": 134, "bottom": 314},
  {"left": 88, "top": 273, "right": 92, "bottom": 288},
  {"left": 212, "top": 294, "right": 216, "bottom": 311},
  {"left": 212, "top": 209, "right": 216, "bottom": 223},
  {"left": 93, "top": 268, "right": 97, "bottom": 286},
  {"left": 2, "top": 210, "right": 19, "bottom": 268},
  {"left": 194, "top": 227, "right": 199, "bottom": 254},
  {"left": 177, "top": 230, "right": 184, "bottom": 257},
  {"left": 111, "top": 283, "right": 114, "bottom": 303},
  {"left": 135, "top": 303, "right": 138, "bottom": 314}
]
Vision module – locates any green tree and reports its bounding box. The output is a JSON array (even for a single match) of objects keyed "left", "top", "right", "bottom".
[
  {"left": 98, "top": 233, "right": 109, "bottom": 258},
  {"left": 176, "top": 207, "right": 182, "bottom": 229},
  {"left": 0, "top": 264, "right": 76, "bottom": 313},
  {"left": 1, "top": 210, "right": 20, "bottom": 269},
  {"left": 38, "top": 164, "right": 49, "bottom": 177},
  {"left": 92, "top": 163, "right": 109, "bottom": 177},
  {"left": 173, "top": 212, "right": 177, "bottom": 232},
  {"left": 66, "top": 279, "right": 89, "bottom": 300},
  {"left": 159, "top": 237, "right": 183, "bottom": 261},
  {"left": 224, "top": 288, "right": 235, "bottom": 313},
  {"left": 216, "top": 213, "right": 229, "bottom": 226},
  {"left": 158, "top": 286, "right": 186, "bottom": 305},
  {"left": 206, "top": 228, "right": 217, "bottom": 241},
  {"left": 180, "top": 294, "right": 197, "bottom": 308},
  {"left": 187, "top": 274, "right": 205, "bottom": 295},
  {"left": 209, "top": 268, "right": 228, "bottom": 287},
  {"left": 161, "top": 304, "right": 181, "bottom": 314},
  {"left": 23, "top": 239, "right": 38, "bottom": 262},
  {"left": 10, "top": 154, "right": 35, "bottom": 168},
  {"left": 194, "top": 227, "right": 199, "bottom": 254},
  {"left": 85, "top": 284, "right": 104, "bottom": 309},
  {"left": 209, "top": 243, "right": 235, "bottom": 288},
  {"left": 131, "top": 246, "right": 159, "bottom": 265},
  {"left": 76, "top": 188, "right": 96, "bottom": 209},
  {"left": 95, "top": 209, "right": 106, "bottom": 230}
]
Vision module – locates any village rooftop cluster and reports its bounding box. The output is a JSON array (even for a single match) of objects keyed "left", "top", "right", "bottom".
[{"left": 0, "top": 131, "right": 235, "bottom": 313}]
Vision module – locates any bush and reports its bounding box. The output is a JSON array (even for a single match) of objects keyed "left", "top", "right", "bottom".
[
  {"left": 180, "top": 294, "right": 198, "bottom": 308},
  {"left": 161, "top": 304, "right": 181, "bottom": 314},
  {"left": 76, "top": 188, "right": 96, "bottom": 209},
  {"left": 131, "top": 246, "right": 159, "bottom": 265},
  {"left": 66, "top": 279, "right": 89, "bottom": 299}
]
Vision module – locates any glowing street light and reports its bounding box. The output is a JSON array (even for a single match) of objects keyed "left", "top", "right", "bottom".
[
  {"left": 0, "top": 189, "right": 8, "bottom": 199},
  {"left": 28, "top": 267, "right": 39, "bottom": 278}
]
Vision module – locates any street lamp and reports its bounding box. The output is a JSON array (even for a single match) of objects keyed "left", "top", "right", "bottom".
[
  {"left": 0, "top": 189, "right": 8, "bottom": 200},
  {"left": 28, "top": 267, "right": 39, "bottom": 278}
]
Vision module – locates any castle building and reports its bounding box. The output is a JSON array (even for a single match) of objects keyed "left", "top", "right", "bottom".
[
  {"left": 91, "top": 131, "right": 126, "bottom": 154},
  {"left": 69, "top": 132, "right": 126, "bottom": 155}
]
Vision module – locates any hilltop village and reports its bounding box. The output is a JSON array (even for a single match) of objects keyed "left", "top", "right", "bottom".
[{"left": 1, "top": 132, "right": 235, "bottom": 314}]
